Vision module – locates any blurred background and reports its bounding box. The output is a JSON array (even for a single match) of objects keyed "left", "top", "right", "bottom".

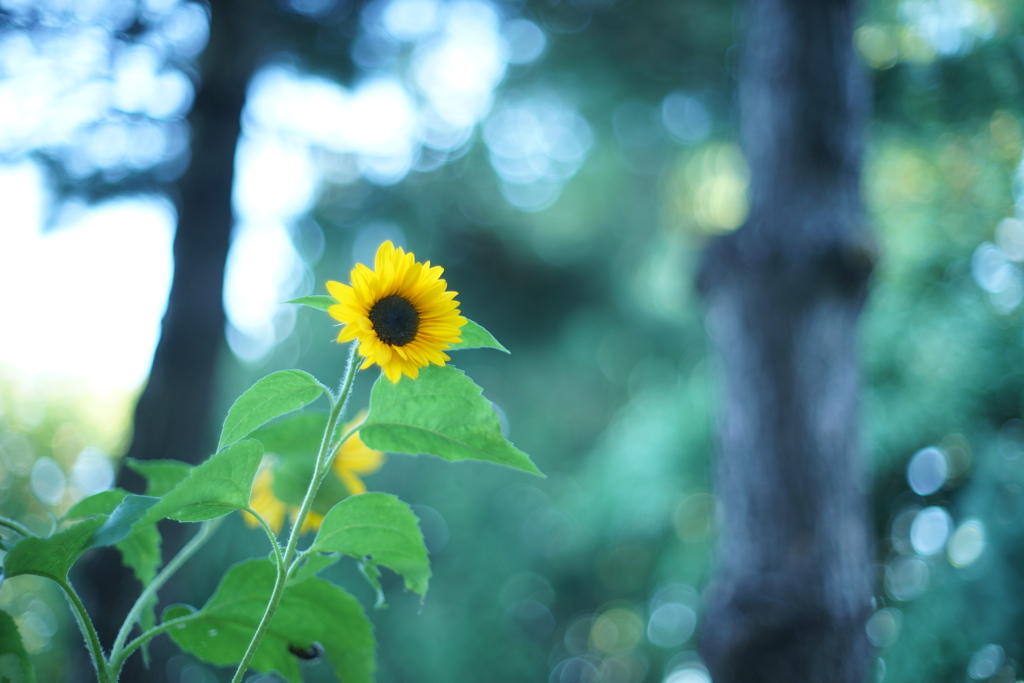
[{"left": 0, "top": 0, "right": 1023, "bottom": 681}]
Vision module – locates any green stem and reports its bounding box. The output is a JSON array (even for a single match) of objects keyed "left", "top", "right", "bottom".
[
  {"left": 287, "top": 547, "right": 311, "bottom": 579},
  {"left": 0, "top": 515, "right": 32, "bottom": 537},
  {"left": 61, "top": 579, "right": 110, "bottom": 682},
  {"left": 230, "top": 343, "right": 361, "bottom": 683},
  {"left": 109, "top": 517, "right": 224, "bottom": 666},
  {"left": 246, "top": 507, "right": 285, "bottom": 568},
  {"left": 112, "top": 612, "right": 199, "bottom": 669}
]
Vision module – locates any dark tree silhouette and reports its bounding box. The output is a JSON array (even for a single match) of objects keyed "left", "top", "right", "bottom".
[
  {"left": 698, "top": 0, "right": 875, "bottom": 680},
  {"left": 81, "top": 2, "right": 271, "bottom": 680}
]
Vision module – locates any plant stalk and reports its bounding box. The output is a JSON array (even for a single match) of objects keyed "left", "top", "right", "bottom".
[
  {"left": 0, "top": 515, "right": 32, "bottom": 537},
  {"left": 61, "top": 579, "right": 111, "bottom": 683},
  {"left": 109, "top": 517, "right": 224, "bottom": 667},
  {"left": 230, "top": 343, "right": 360, "bottom": 683}
]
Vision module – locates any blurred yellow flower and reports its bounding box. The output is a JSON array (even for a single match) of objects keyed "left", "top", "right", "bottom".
[
  {"left": 333, "top": 411, "right": 385, "bottom": 495},
  {"left": 243, "top": 419, "right": 384, "bottom": 536},
  {"left": 243, "top": 465, "right": 288, "bottom": 534},
  {"left": 243, "top": 459, "right": 327, "bottom": 536},
  {"left": 327, "top": 240, "right": 466, "bottom": 383}
]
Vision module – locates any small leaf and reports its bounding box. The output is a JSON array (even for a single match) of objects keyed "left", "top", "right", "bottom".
[
  {"left": 448, "top": 319, "right": 509, "bottom": 353},
  {"left": 3, "top": 517, "right": 106, "bottom": 583},
  {"left": 64, "top": 489, "right": 128, "bottom": 519},
  {"left": 117, "top": 521, "right": 162, "bottom": 653},
  {"left": 311, "top": 493, "right": 430, "bottom": 596},
  {"left": 166, "top": 559, "right": 375, "bottom": 683},
  {"left": 140, "top": 440, "right": 263, "bottom": 525},
  {"left": 162, "top": 604, "right": 198, "bottom": 623},
  {"left": 125, "top": 459, "right": 193, "bottom": 497},
  {"left": 289, "top": 553, "right": 338, "bottom": 586},
  {"left": 358, "top": 560, "right": 386, "bottom": 610},
  {"left": 91, "top": 495, "right": 159, "bottom": 547},
  {"left": 285, "top": 295, "right": 335, "bottom": 312},
  {"left": 361, "top": 365, "right": 541, "bottom": 475},
  {"left": 218, "top": 371, "right": 329, "bottom": 452},
  {"left": 0, "top": 608, "right": 36, "bottom": 683}
]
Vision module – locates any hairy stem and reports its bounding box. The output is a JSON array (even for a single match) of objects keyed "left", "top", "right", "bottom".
[
  {"left": 109, "top": 517, "right": 224, "bottom": 666},
  {"left": 246, "top": 507, "right": 285, "bottom": 568},
  {"left": 61, "top": 579, "right": 110, "bottom": 683},
  {"left": 230, "top": 343, "right": 360, "bottom": 683},
  {"left": 111, "top": 612, "right": 200, "bottom": 670}
]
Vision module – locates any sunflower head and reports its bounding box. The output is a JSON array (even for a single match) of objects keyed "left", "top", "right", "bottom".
[{"left": 327, "top": 241, "right": 466, "bottom": 383}]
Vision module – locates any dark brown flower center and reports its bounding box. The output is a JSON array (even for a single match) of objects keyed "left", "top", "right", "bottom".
[{"left": 368, "top": 294, "right": 419, "bottom": 346}]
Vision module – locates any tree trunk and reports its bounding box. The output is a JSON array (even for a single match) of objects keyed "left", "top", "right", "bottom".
[
  {"left": 698, "top": 0, "right": 875, "bottom": 681},
  {"left": 79, "top": 1, "right": 269, "bottom": 680}
]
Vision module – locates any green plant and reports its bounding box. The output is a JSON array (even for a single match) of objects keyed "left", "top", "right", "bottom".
[{"left": 0, "top": 242, "right": 540, "bottom": 682}]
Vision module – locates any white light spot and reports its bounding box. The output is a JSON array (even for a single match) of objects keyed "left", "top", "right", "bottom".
[
  {"left": 885, "top": 555, "right": 930, "bottom": 601},
  {"left": 910, "top": 506, "right": 952, "bottom": 555},
  {"left": 967, "top": 644, "right": 1004, "bottom": 680},
  {"left": 412, "top": 1, "right": 507, "bottom": 127},
  {"left": 382, "top": 0, "right": 442, "bottom": 41},
  {"left": 647, "top": 603, "right": 697, "bottom": 648},
  {"left": 662, "top": 92, "right": 711, "bottom": 144},
  {"left": 233, "top": 134, "right": 319, "bottom": 221},
  {"left": 71, "top": 447, "right": 115, "bottom": 497},
  {"left": 948, "top": 518, "right": 986, "bottom": 568},
  {"left": 865, "top": 608, "right": 902, "bottom": 648},
  {"left": 31, "top": 457, "right": 66, "bottom": 506},
  {"left": 0, "top": 162, "right": 175, "bottom": 390},
  {"left": 996, "top": 217, "right": 1024, "bottom": 261},
  {"left": 906, "top": 446, "right": 948, "bottom": 495},
  {"left": 972, "top": 242, "right": 1024, "bottom": 312},
  {"left": 223, "top": 221, "right": 303, "bottom": 363},
  {"left": 503, "top": 19, "right": 546, "bottom": 64},
  {"left": 663, "top": 666, "right": 711, "bottom": 683}
]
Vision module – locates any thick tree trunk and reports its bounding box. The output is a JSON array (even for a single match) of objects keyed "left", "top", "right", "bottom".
[
  {"left": 78, "top": 2, "right": 269, "bottom": 681},
  {"left": 698, "top": 0, "right": 875, "bottom": 681}
]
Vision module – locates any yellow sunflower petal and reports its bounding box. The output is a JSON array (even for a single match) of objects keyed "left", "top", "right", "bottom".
[
  {"left": 289, "top": 508, "right": 324, "bottom": 535},
  {"left": 245, "top": 467, "right": 286, "bottom": 534},
  {"left": 338, "top": 469, "right": 368, "bottom": 495}
]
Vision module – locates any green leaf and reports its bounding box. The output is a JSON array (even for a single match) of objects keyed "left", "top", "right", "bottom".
[
  {"left": 63, "top": 489, "right": 128, "bottom": 519},
  {"left": 0, "top": 609, "right": 35, "bottom": 683},
  {"left": 285, "top": 295, "right": 335, "bottom": 311},
  {"left": 311, "top": 493, "right": 430, "bottom": 596},
  {"left": 165, "top": 559, "right": 374, "bottom": 683},
  {"left": 254, "top": 414, "right": 350, "bottom": 515},
  {"left": 80, "top": 491, "right": 165, "bottom": 652},
  {"left": 116, "top": 520, "right": 162, "bottom": 660},
  {"left": 125, "top": 458, "right": 193, "bottom": 497},
  {"left": 3, "top": 517, "right": 106, "bottom": 583},
  {"left": 448, "top": 319, "right": 509, "bottom": 353},
  {"left": 91, "top": 495, "right": 159, "bottom": 547},
  {"left": 361, "top": 365, "right": 541, "bottom": 475},
  {"left": 140, "top": 440, "right": 263, "bottom": 525},
  {"left": 218, "top": 371, "right": 329, "bottom": 451}
]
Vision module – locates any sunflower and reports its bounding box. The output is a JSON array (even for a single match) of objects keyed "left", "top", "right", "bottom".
[
  {"left": 327, "top": 241, "right": 466, "bottom": 383},
  {"left": 332, "top": 411, "right": 385, "bottom": 494}
]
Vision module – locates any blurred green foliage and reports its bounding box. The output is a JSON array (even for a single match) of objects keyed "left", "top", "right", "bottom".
[{"left": 4, "top": 0, "right": 1024, "bottom": 681}]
